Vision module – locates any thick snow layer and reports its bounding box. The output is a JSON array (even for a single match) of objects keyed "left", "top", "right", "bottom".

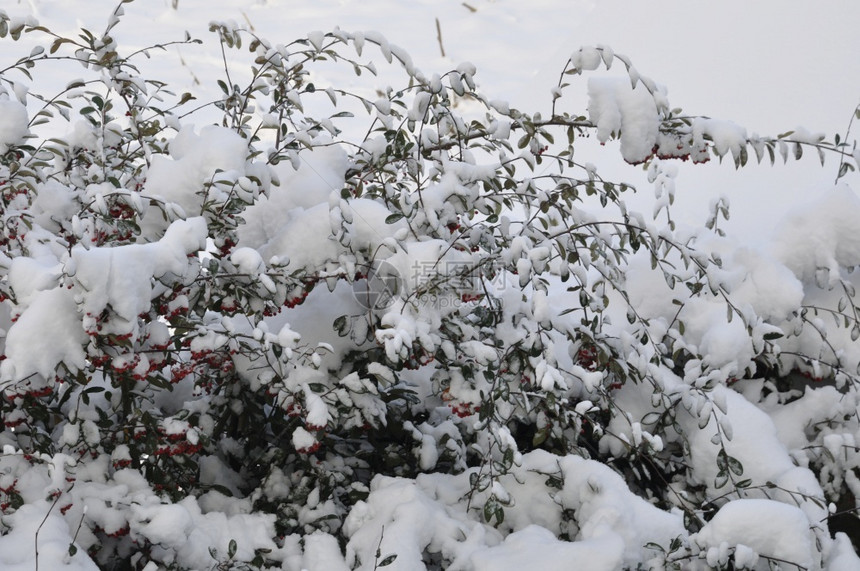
[
  {"left": 344, "top": 475, "right": 499, "bottom": 570},
  {"left": 237, "top": 145, "right": 350, "bottom": 252},
  {"left": 0, "top": 502, "right": 98, "bottom": 571},
  {"left": 1, "top": 287, "right": 88, "bottom": 381},
  {"left": 694, "top": 499, "right": 818, "bottom": 570},
  {"left": 681, "top": 386, "right": 824, "bottom": 507},
  {"left": 143, "top": 125, "right": 247, "bottom": 208},
  {"left": 470, "top": 525, "right": 623, "bottom": 571},
  {"left": 1, "top": 217, "right": 205, "bottom": 383},
  {"left": 72, "top": 218, "right": 207, "bottom": 323},
  {"left": 344, "top": 450, "right": 686, "bottom": 569}
]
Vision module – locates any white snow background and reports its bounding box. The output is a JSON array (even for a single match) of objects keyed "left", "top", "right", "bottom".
[{"left": 0, "top": 0, "right": 859, "bottom": 569}]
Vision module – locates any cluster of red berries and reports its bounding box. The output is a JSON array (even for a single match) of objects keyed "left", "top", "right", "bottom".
[
  {"left": 112, "top": 458, "right": 132, "bottom": 470},
  {"left": 0, "top": 216, "right": 28, "bottom": 246},
  {"left": 440, "top": 388, "right": 481, "bottom": 418},
  {"left": 169, "top": 349, "right": 234, "bottom": 390},
  {"left": 8, "top": 386, "right": 53, "bottom": 400},
  {"left": 107, "top": 202, "right": 136, "bottom": 220},
  {"left": 459, "top": 293, "right": 483, "bottom": 303},
  {"left": 93, "top": 226, "right": 134, "bottom": 245},
  {"left": 296, "top": 440, "right": 321, "bottom": 455},
  {"left": 153, "top": 440, "right": 202, "bottom": 457},
  {"left": 282, "top": 400, "right": 303, "bottom": 418},
  {"left": 152, "top": 426, "right": 203, "bottom": 457},
  {"left": 157, "top": 292, "right": 189, "bottom": 320},
  {"left": 94, "top": 524, "right": 130, "bottom": 538},
  {"left": 0, "top": 479, "right": 19, "bottom": 513},
  {"left": 576, "top": 346, "right": 599, "bottom": 371},
  {"left": 402, "top": 347, "right": 436, "bottom": 370},
  {"left": 218, "top": 237, "right": 236, "bottom": 257},
  {"left": 284, "top": 279, "right": 319, "bottom": 309},
  {"left": 450, "top": 402, "right": 480, "bottom": 418}
]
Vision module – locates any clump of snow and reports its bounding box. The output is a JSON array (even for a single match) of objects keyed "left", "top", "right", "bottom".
[
  {"left": 693, "top": 499, "right": 818, "bottom": 570},
  {"left": 471, "top": 525, "right": 623, "bottom": 571},
  {"left": 0, "top": 502, "right": 98, "bottom": 571},
  {"left": 691, "top": 118, "right": 748, "bottom": 159},
  {"left": 587, "top": 77, "right": 662, "bottom": 164},
  {"left": 771, "top": 184, "right": 860, "bottom": 283},
  {"left": 0, "top": 96, "right": 29, "bottom": 154},
  {"left": 301, "top": 532, "right": 350, "bottom": 571},
  {"left": 132, "top": 503, "right": 194, "bottom": 549},
  {"left": 343, "top": 450, "right": 686, "bottom": 569},
  {"left": 344, "top": 475, "right": 500, "bottom": 570},
  {"left": 7, "top": 255, "right": 62, "bottom": 307},
  {"left": 679, "top": 385, "right": 826, "bottom": 522},
  {"left": 72, "top": 217, "right": 207, "bottom": 327},
  {"left": 292, "top": 426, "right": 318, "bottom": 452},
  {"left": 790, "top": 125, "right": 825, "bottom": 145},
  {"left": 1, "top": 287, "right": 88, "bottom": 381},
  {"left": 570, "top": 46, "right": 603, "bottom": 72},
  {"left": 140, "top": 125, "right": 251, "bottom": 235},
  {"left": 237, "top": 144, "right": 349, "bottom": 251}
]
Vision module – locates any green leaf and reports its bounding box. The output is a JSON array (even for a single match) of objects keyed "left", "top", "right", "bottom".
[
  {"left": 727, "top": 455, "right": 744, "bottom": 476},
  {"left": 385, "top": 213, "right": 404, "bottom": 224},
  {"left": 333, "top": 315, "right": 348, "bottom": 336},
  {"left": 50, "top": 38, "right": 70, "bottom": 54},
  {"left": 532, "top": 425, "right": 550, "bottom": 447},
  {"left": 228, "top": 538, "right": 237, "bottom": 559},
  {"left": 378, "top": 554, "right": 398, "bottom": 567},
  {"left": 716, "top": 448, "right": 728, "bottom": 472}
]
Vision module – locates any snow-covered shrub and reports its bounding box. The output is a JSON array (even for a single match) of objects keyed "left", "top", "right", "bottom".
[{"left": 0, "top": 3, "right": 859, "bottom": 569}]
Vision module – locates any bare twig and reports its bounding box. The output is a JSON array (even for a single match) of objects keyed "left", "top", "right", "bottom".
[
  {"left": 241, "top": 10, "right": 255, "bottom": 32},
  {"left": 835, "top": 104, "right": 859, "bottom": 184},
  {"left": 35, "top": 491, "right": 64, "bottom": 571},
  {"left": 435, "top": 18, "right": 446, "bottom": 58}
]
